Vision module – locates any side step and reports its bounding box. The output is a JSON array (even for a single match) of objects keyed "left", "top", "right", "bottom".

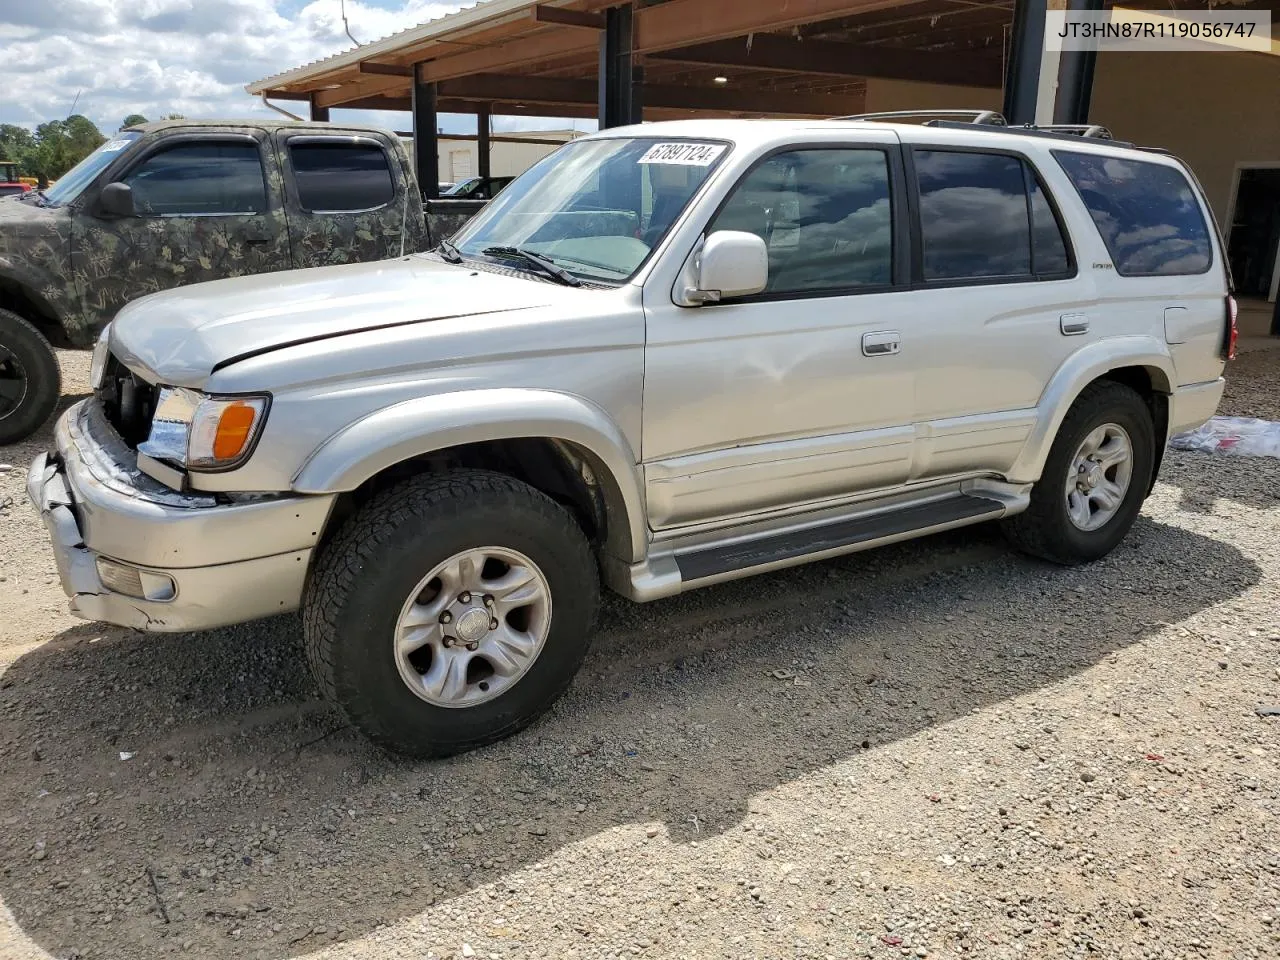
[{"left": 675, "top": 493, "right": 1006, "bottom": 585}]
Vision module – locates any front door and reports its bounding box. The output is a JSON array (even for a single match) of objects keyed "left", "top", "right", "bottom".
[
  {"left": 71, "top": 132, "right": 291, "bottom": 330},
  {"left": 276, "top": 132, "right": 410, "bottom": 268},
  {"left": 642, "top": 140, "right": 917, "bottom": 530}
]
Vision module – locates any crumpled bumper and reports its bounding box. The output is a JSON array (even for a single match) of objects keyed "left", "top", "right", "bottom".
[{"left": 26, "top": 400, "right": 334, "bottom": 633}]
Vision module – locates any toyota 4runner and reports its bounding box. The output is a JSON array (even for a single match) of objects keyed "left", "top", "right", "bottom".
[{"left": 28, "top": 113, "right": 1236, "bottom": 756}]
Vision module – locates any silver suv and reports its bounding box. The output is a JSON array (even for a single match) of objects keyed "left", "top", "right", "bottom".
[{"left": 28, "top": 113, "right": 1236, "bottom": 756}]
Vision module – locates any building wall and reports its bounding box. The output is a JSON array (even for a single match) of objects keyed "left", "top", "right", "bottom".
[
  {"left": 862, "top": 78, "right": 1001, "bottom": 115},
  {"left": 436, "top": 137, "right": 569, "bottom": 183},
  {"left": 1090, "top": 51, "right": 1280, "bottom": 225}
]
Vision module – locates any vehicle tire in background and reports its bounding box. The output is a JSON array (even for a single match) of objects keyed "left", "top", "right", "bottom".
[
  {"left": 302, "top": 469, "right": 599, "bottom": 758},
  {"left": 0, "top": 308, "right": 60, "bottom": 445},
  {"left": 1002, "top": 380, "right": 1155, "bottom": 565}
]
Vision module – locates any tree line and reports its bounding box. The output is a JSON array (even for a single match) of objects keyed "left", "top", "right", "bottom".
[{"left": 0, "top": 113, "right": 185, "bottom": 185}]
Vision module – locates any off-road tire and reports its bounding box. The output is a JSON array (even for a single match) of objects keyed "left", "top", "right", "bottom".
[
  {"left": 302, "top": 469, "right": 599, "bottom": 758},
  {"left": 0, "top": 309, "right": 60, "bottom": 445},
  {"left": 1001, "top": 380, "right": 1155, "bottom": 565}
]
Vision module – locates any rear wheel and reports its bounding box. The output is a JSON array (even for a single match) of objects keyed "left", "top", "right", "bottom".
[
  {"left": 302, "top": 469, "right": 598, "bottom": 757},
  {"left": 0, "top": 308, "right": 60, "bottom": 445},
  {"left": 1002, "top": 380, "right": 1155, "bottom": 565}
]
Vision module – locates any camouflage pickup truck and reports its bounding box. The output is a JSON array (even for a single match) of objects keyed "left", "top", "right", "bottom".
[{"left": 0, "top": 119, "right": 483, "bottom": 444}]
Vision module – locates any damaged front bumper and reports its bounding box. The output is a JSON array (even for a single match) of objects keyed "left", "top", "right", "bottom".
[{"left": 26, "top": 400, "right": 335, "bottom": 633}]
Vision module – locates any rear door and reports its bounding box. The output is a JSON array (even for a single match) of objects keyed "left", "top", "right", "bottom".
[
  {"left": 277, "top": 131, "right": 411, "bottom": 268},
  {"left": 71, "top": 130, "right": 291, "bottom": 329},
  {"left": 896, "top": 138, "right": 1095, "bottom": 481}
]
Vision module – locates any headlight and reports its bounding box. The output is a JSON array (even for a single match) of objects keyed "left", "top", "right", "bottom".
[
  {"left": 89, "top": 325, "right": 111, "bottom": 390},
  {"left": 138, "top": 387, "right": 269, "bottom": 471}
]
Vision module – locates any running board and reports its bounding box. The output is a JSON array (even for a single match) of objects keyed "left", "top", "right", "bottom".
[
  {"left": 674, "top": 494, "right": 1004, "bottom": 583},
  {"left": 606, "top": 484, "right": 1026, "bottom": 602}
]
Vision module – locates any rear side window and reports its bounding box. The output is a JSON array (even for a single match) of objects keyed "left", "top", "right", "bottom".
[
  {"left": 124, "top": 141, "right": 266, "bottom": 216},
  {"left": 1054, "top": 151, "right": 1212, "bottom": 276},
  {"left": 289, "top": 142, "right": 395, "bottom": 212},
  {"left": 913, "top": 150, "right": 1072, "bottom": 282}
]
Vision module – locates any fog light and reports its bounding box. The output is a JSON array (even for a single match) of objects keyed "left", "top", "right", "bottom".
[{"left": 95, "top": 558, "right": 176, "bottom": 601}]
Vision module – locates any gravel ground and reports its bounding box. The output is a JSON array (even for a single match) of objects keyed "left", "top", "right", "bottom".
[{"left": 1, "top": 349, "right": 1278, "bottom": 960}]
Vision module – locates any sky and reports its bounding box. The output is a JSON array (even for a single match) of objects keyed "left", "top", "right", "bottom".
[{"left": 0, "top": 0, "right": 594, "bottom": 136}]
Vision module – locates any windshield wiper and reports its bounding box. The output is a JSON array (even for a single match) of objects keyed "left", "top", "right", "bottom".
[
  {"left": 482, "top": 246, "right": 581, "bottom": 287},
  {"left": 437, "top": 238, "right": 463, "bottom": 263}
]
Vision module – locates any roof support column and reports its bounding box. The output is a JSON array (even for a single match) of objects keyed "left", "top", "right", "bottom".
[
  {"left": 477, "top": 103, "right": 491, "bottom": 180},
  {"left": 598, "top": 3, "right": 641, "bottom": 128},
  {"left": 308, "top": 94, "right": 329, "bottom": 122},
  {"left": 1002, "top": 0, "right": 1047, "bottom": 126},
  {"left": 1053, "top": 0, "right": 1101, "bottom": 124},
  {"left": 413, "top": 67, "right": 439, "bottom": 199}
]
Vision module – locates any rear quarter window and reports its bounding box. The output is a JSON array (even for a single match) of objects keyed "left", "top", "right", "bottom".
[{"left": 1054, "top": 151, "right": 1212, "bottom": 277}]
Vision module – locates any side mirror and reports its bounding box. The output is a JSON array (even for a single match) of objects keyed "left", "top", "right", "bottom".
[
  {"left": 691, "top": 230, "right": 768, "bottom": 303},
  {"left": 98, "top": 182, "right": 134, "bottom": 218}
]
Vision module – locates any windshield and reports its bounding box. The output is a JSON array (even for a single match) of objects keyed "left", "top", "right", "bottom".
[
  {"left": 444, "top": 178, "right": 480, "bottom": 197},
  {"left": 44, "top": 132, "right": 142, "bottom": 205},
  {"left": 0, "top": 163, "right": 17, "bottom": 183},
  {"left": 452, "top": 137, "right": 729, "bottom": 283}
]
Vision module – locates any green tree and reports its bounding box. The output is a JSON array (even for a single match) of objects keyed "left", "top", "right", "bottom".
[
  {"left": 7, "top": 115, "right": 107, "bottom": 181},
  {"left": 122, "top": 113, "right": 148, "bottom": 129},
  {"left": 0, "top": 124, "right": 35, "bottom": 165}
]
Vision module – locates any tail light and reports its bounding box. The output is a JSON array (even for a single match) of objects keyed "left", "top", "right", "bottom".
[{"left": 1223, "top": 294, "right": 1238, "bottom": 361}]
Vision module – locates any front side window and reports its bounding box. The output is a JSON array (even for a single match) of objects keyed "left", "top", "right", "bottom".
[
  {"left": 289, "top": 142, "right": 395, "bottom": 212},
  {"left": 124, "top": 141, "right": 266, "bottom": 216},
  {"left": 707, "top": 148, "right": 893, "bottom": 295},
  {"left": 1054, "top": 151, "right": 1211, "bottom": 276},
  {"left": 452, "top": 137, "right": 728, "bottom": 283}
]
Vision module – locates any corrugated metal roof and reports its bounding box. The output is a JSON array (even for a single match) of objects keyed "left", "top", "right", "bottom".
[{"left": 244, "top": 0, "right": 542, "bottom": 94}]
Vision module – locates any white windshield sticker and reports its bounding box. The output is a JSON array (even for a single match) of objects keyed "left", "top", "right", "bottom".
[
  {"left": 101, "top": 139, "right": 132, "bottom": 152},
  {"left": 638, "top": 142, "right": 726, "bottom": 166}
]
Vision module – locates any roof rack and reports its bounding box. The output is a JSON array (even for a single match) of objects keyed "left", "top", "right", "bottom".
[
  {"left": 1024, "top": 123, "right": 1114, "bottom": 140},
  {"left": 830, "top": 109, "right": 1008, "bottom": 126}
]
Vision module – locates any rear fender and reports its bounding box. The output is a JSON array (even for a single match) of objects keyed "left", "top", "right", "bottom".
[{"left": 1008, "top": 337, "right": 1175, "bottom": 483}]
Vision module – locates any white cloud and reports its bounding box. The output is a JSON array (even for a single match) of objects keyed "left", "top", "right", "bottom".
[{"left": 0, "top": 0, "right": 588, "bottom": 135}]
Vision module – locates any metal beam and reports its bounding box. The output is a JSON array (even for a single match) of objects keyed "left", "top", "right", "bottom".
[
  {"left": 598, "top": 4, "right": 639, "bottom": 128},
  {"left": 359, "top": 62, "right": 414, "bottom": 77},
  {"left": 437, "top": 72, "right": 863, "bottom": 116},
  {"left": 412, "top": 74, "right": 439, "bottom": 199},
  {"left": 533, "top": 5, "right": 605, "bottom": 29},
  {"left": 417, "top": 28, "right": 597, "bottom": 82},
  {"left": 477, "top": 104, "right": 491, "bottom": 179},
  {"left": 634, "top": 0, "right": 910, "bottom": 54},
  {"left": 1003, "top": 0, "right": 1047, "bottom": 126},
  {"left": 314, "top": 74, "right": 410, "bottom": 108},
  {"left": 650, "top": 34, "right": 1003, "bottom": 88},
  {"left": 1053, "top": 0, "right": 1102, "bottom": 125},
  {"left": 308, "top": 94, "right": 330, "bottom": 122}
]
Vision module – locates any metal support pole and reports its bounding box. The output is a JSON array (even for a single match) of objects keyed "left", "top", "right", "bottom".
[
  {"left": 477, "top": 104, "right": 491, "bottom": 180},
  {"left": 308, "top": 94, "right": 330, "bottom": 123},
  {"left": 598, "top": 3, "right": 638, "bottom": 129},
  {"left": 412, "top": 69, "right": 439, "bottom": 199},
  {"left": 1053, "top": 0, "right": 1102, "bottom": 124},
  {"left": 1003, "top": 0, "right": 1048, "bottom": 126}
]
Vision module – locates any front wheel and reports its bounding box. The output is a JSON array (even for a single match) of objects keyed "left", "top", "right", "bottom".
[
  {"left": 302, "top": 470, "right": 599, "bottom": 757},
  {"left": 1002, "top": 380, "right": 1155, "bottom": 565},
  {"left": 0, "top": 309, "right": 61, "bottom": 445}
]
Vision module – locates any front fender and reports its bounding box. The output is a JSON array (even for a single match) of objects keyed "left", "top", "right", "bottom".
[
  {"left": 292, "top": 388, "right": 648, "bottom": 563},
  {"left": 1007, "top": 336, "right": 1175, "bottom": 482}
]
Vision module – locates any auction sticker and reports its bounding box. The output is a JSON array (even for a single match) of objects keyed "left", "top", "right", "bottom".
[
  {"left": 101, "top": 139, "right": 132, "bottom": 152},
  {"left": 639, "top": 142, "right": 726, "bottom": 166}
]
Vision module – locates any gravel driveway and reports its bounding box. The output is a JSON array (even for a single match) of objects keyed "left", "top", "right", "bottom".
[{"left": 1, "top": 350, "right": 1278, "bottom": 960}]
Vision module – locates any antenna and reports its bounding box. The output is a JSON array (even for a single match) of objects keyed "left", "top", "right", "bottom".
[
  {"left": 340, "top": 0, "right": 361, "bottom": 46},
  {"left": 66, "top": 89, "right": 82, "bottom": 120}
]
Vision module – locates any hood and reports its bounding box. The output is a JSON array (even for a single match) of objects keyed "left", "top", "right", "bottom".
[
  {"left": 110, "top": 255, "right": 577, "bottom": 387},
  {"left": 0, "top": 195, "right": 68, "bottom": 243}
]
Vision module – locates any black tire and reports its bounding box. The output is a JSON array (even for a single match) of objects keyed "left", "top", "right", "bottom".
[
  {"left": 302, "top": 469, "right": 599, "bottom": 758},
  {"left": 0, "top": 308, "right": 60, "bottom": 446},
  {"left": 1002, "top": 380, "right": 1154, "bottom": 565}
]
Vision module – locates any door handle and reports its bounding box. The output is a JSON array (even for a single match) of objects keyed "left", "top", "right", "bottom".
[
  {"left": 1060, "top": 313, "right": 1090, "bottom": 336},
  {"left": 862, "top": 331, "right": 900, "bottom": 357}
]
